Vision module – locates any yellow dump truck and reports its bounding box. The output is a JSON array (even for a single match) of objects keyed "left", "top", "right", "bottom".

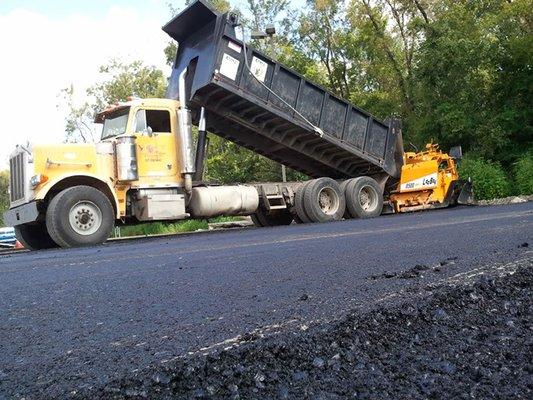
[{"left": 4, "top": 0, "right": 473, "bottom": 250}]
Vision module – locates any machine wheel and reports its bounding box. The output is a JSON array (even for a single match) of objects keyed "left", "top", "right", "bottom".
[
  {"left": 46, "top": 186, "right": 115, "bottom": 248},
  {"left": 15, "top": 222, "right": 58, "bottom": 250},
  {"left": 303, "top": 178, "right": 346, "bottom": 223},
  {"left": 345, "top": 176, "right": 383, "bottom": 219},
  {"left": 294, "top": 181, "right": 312, "bottom": 223},
  {"left": 252, "top": 208, "right": 293, "bottom": 227}
]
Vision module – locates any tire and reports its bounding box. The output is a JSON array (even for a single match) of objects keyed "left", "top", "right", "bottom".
[
  {"left": 345, "top": 176, "right": 383, "bottom": 219},
  {"left": 250, "top": 213, "right": 264, "bottom": 227},
  {"left": 340, "top": 180, "right": 352, "bottom": 219},
  {"left": 303, "top": 178, "right": 346, "bottom": 223},
  {"left": 294, "top": 181, "right": 312, "bottom": 223},
  {"left": 15, "top": 222, "right": 58, "bottom": 250},
  {"left": 46, "top": 185, "right": 115, "bottom": 248},
  {"left": 293, "top": 213, "right": 304, "bottom": 224},
  {"left": 253, "top": 208, "right": 293, "bottom": 227}
]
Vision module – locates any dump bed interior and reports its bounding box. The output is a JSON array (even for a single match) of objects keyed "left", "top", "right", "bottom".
[{"left": 164, "top": 0, "right": 403, "bottom": 179}]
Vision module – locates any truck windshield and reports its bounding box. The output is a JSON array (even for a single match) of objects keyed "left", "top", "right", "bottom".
[{"left": 101, "top": 108, "right": 130, "bottom": 139}]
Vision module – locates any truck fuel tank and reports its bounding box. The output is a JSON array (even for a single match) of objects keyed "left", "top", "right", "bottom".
[{"left": 188, "top": 185, "right": 259, "bottom": 218}]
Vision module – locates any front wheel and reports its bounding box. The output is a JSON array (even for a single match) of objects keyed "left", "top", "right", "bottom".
[
  {"left": 15, "top": 222, "right": 58, "bottom": 250},
  {"left": 46, "top": 186, "right": 115, "bottom": 248}
]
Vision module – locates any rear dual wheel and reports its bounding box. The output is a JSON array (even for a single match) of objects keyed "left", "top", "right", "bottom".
[
  {"left": 294, "top": 178, "right": 346, "bottom": 223},
  {"left": 343, "top": 177, "right": 383, "bottom": 219}
]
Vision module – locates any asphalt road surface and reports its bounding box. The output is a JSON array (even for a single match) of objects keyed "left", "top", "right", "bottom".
[{"left": 1, "top": 203, "right": 531, "bottom": 398}]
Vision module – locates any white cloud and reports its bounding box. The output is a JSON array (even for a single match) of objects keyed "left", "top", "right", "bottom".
[{"left": 0, "top": 6, "right": 170, "bottom": 168}]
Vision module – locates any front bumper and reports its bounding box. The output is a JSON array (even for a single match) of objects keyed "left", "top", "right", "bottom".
[{"left": 3, "top": 202, "right": 40, "bottom": 227}]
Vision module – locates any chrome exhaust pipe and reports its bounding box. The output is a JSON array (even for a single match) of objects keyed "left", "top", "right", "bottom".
[{"left": 177, "top": 67, "right": 195, "bottom": 195}]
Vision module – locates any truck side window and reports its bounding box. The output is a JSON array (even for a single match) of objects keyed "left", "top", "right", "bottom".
[
  {"left": 134, "top": 109, "right": 171, "bottom": 134},
  {"left": 146, "top": 110, "right": 171, "bottom": 133},
  {"left": 133, "top": 110, "right": 147, "bottom": 133}
]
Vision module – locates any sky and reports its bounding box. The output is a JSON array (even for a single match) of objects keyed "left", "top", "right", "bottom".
[{"left": 0, "top": 0, "right": 181, "bottom": 169}]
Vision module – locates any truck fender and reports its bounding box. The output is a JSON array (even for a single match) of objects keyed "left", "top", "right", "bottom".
[{"left": 36, "top": 174, "right": 120, "bottom": 219}]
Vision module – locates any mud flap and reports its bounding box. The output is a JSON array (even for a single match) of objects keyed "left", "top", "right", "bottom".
[{"left": 457, "top": 180, "right": 475, "bottom": 205}]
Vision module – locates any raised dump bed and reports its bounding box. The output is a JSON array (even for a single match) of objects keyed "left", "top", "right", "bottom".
[{"left": 164, "top": 0, "right": 403, "bottom": 180}]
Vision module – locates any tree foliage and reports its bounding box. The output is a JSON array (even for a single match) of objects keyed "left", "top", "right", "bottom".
[
  {"left": 0, "top": 171, "right": 9, "bottom": 226},
  {"left": 60, "top": 59, "right": 166, "bottom": 143},
  {"left": 88, "top": 59, "right": 166, "bottom": 112},
  {"left": 61, "top": 0, "right": 531, "bottom": 191},
  {"left": 412, "top": 0, "right": 532, "bottom": 163}
]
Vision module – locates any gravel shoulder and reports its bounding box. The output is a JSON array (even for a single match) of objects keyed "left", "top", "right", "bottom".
[{"left": 84, "top": 257, "right": 532, "bottom": 400}]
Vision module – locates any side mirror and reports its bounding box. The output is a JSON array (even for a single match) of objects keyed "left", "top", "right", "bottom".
[
  {"left": 144, "top": 126, "right": 154, "bottom": 137},
  {"left": 450, "top": 146, "right": 463, "bottom": 160}
]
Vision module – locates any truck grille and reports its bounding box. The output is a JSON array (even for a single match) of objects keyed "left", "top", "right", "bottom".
[{"left": 9, "top": 152, "right": 27, "bottom": 203}]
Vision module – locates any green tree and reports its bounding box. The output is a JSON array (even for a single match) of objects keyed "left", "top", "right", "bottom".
[
  {"left": 59, "top": 85, "right": 98, "bottom": 143},
  {"left": 205, "top": 136, "right": 306, "bottom": 183},
  {"left": 293, "top": 0, "right": 353, "bottom": 97},
  {"left": 412, "top": 0, "right": 532, "bottom": 163},
  {"left": 288, "top": 0, "right": 428, "bottom": 121},
  {"left": 88, "top": 59, "right": 166, "bottom": 112},
  {"left": 349, "top": 0, "right": 432, "bottom": 117},
  {"left": 0, "top": 171, "right": 10, "bottom": 226},
  {"left": 60, "top": 59, "right": 167, "bottom": 142}
]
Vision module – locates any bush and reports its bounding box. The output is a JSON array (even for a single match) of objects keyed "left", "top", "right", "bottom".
[
  {"left": 512, "top": 151, "right": 533, "bottom": 195},
  {"left": 458, "top": 157, "right": 511, "bottom": 200}
]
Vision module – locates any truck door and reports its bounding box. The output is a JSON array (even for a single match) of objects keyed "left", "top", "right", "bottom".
[{"left": 132, "top": 108, "right": 180, "bottom": 183}]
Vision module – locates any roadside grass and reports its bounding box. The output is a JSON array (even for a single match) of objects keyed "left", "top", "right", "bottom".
[{"left": 112, "top": 216, "right": 243, "bottom": 238}]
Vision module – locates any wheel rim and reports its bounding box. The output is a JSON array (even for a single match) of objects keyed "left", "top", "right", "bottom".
[
  {"left": 317, "top": 187, "right": 340, "bottom": 216},
  {"left": 68, "top": 201, "right": 102, "bottom": 236},
  {"left": 358, "top": 186, "right": 379, "bottom": 212}
]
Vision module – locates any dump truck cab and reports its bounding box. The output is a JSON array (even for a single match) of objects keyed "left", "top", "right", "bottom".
[
  {"left": 4, "top": 98, "right": 197, "bottom": 249},
  {"left": 97, "top": 98, "right": 185, "bottom": 189},
  {"left": 4, "top": 92, "right": 260, "bottom": 250}
]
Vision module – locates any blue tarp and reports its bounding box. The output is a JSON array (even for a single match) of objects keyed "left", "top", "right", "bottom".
[{"left": 0, "top": 227, "right": 16, "bottom": 247}]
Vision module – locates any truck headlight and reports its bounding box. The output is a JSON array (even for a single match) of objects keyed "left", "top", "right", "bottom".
[{"left": 30, "top": 174, "right": 48, "bottom": 188}]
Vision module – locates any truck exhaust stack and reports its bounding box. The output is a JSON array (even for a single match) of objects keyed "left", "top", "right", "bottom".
[{"left": 177, "top": 67, "right": 196, "bottom": 195}]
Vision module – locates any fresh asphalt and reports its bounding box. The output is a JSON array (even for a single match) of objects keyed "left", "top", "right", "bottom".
[{"left": 0, "top": 203, "right": 531, "bottom": 398}]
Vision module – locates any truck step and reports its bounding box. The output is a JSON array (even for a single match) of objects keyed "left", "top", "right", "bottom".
[{"left": 264, "top": 194, "right": 287, "bottom": 211}]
